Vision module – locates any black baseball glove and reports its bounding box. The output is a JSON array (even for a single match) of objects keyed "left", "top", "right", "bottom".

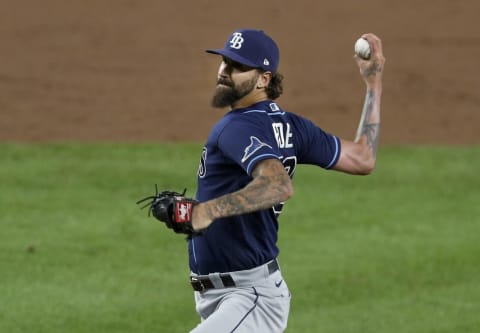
[{"left": 137, "top": 185, "right": 199, "bottom": 236}]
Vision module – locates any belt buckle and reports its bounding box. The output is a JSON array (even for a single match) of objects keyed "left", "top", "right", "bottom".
[{"left": 190, "top": 276, "right": 205, "bottom": 292}]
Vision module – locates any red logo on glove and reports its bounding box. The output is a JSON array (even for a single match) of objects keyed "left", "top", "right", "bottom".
[{"left": 175, "top": 201, "right": 193, "bottom": 223}]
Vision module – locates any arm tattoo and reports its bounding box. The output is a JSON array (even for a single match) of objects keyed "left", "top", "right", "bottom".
[
  {"left": 364, "top": 63, "right": 383, "bottom": 78},
  {"left": 356, "top": 89, "right": 381, "bottom": 156},
  {"left": 204, "top": 161, "right": 291, "bottom": 220},
  {"left": 363, "top": 123, "right": 380, "bottom": 154}
]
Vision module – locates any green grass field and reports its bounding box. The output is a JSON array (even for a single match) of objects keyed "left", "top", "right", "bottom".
[{"left": 1, "top": 143, "right": 479, "bottom": 333}]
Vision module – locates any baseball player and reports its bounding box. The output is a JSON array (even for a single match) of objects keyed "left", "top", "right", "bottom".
[{"left": 138, "top": 29, "right": 385, "bottom": 332}]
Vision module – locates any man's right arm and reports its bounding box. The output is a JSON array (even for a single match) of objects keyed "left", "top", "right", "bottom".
[{"left": 191, "top": 158, "right": 293, "bottom": 231}]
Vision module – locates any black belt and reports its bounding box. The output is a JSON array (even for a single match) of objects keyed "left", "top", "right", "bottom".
[{"left": 190, "top": 259, "right": 280, "bottom": 292}]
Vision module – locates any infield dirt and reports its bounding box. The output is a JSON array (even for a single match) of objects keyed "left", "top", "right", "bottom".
[{"left": 1, "top": 0, "right": 479, "bottom": 144}]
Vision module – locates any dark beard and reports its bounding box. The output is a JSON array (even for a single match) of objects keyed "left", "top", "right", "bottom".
[{"left": 211, "top": 74, "right": 258, "bottom": 108}]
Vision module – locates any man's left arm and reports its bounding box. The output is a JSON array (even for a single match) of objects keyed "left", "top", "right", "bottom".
[{"left": 333, "top": 33, "right": 385, "bottom": 175}]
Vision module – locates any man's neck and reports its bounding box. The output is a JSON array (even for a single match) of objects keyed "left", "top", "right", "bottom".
[{"left": 231, "top": 89, "right": 268, "bottom": 109}]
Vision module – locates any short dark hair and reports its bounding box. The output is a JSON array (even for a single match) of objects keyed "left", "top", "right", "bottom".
[{"left": 265, "top": 72, "right": 284, "bottom": 100}]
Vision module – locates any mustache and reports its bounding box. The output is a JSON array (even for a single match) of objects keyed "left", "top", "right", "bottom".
[{"left": 216, "top": 79, "right": 233, "bottom": 87}]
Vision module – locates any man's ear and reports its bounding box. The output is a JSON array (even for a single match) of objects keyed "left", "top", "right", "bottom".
[{"left": 257, "top": 71, "right": 272, "bottom": 89}]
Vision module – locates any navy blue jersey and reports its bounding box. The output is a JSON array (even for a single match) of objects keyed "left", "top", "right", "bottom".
[{"left": 189, "top": 100, "right": 341, "bottom": 274}]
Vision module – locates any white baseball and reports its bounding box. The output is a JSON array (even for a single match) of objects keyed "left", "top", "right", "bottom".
[{"left": 354, "top": 37, "right": 371, "bottom": 60}]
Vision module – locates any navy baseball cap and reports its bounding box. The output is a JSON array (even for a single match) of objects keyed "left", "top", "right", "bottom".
[{"left": 206, "top": 29, "right": 280, "bottom": 73}]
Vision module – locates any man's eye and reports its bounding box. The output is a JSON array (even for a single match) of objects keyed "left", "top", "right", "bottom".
[
  {"left": 223, "top": 58, "right": 252, "bottom": 72},
  {"left": 232, "top": 63, "right": 252, "bottom": 72}
]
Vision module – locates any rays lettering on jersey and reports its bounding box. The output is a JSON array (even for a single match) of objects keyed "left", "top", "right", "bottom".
[
  {"left": 198, "top": 147, "right": 207, "bottom": 178},
  {"left": 272, "top": 123, "right": 293, "bottom": 148}
]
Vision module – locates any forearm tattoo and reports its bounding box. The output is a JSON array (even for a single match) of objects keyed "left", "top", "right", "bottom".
[
  {"left": 364, "top": 63, "right": 383, "bottom": 78},
  {"left": 204, "top": 161, "right": 290, "bottom": 220},
  {"left": 356, "top": 89, "right": 381, "bottom": 155}
]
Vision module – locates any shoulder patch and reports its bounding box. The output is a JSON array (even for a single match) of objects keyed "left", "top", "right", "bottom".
[{"left": 241, "top": 136, "right": 273, "bottom": 163}]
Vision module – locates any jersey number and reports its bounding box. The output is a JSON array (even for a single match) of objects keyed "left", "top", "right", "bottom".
[{"left": 272, "top": 156, "right": 297, "bottom": 217}]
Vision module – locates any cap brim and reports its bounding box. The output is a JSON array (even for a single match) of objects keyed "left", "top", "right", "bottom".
[{"left": 206, "top": 48, "right": 259, "bottom": 68}]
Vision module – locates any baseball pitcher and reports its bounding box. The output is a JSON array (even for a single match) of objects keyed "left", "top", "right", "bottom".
[{"left": 138, "top": 29, "right": 385, "bottom": 332}]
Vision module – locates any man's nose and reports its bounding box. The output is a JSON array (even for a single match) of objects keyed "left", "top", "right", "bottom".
[{"left": 219, "top": 62, "right": 233, "bottom": 76}]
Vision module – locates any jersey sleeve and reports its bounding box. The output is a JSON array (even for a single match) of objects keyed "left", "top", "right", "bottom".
[
  {"left": 294, "top": 116, "right": 341, "bottom": 169},
  {"left": 217, "top": 117, "right": 282, "bottom": 175}
]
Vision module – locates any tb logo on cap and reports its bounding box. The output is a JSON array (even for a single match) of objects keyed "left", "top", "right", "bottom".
[{"left": 229, "top": 32, "right": 244, "bottom": 49}]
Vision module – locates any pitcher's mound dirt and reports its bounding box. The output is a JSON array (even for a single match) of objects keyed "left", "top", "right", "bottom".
[{"left": 1, "top": 1, "right": 479, "bottom": 144}]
